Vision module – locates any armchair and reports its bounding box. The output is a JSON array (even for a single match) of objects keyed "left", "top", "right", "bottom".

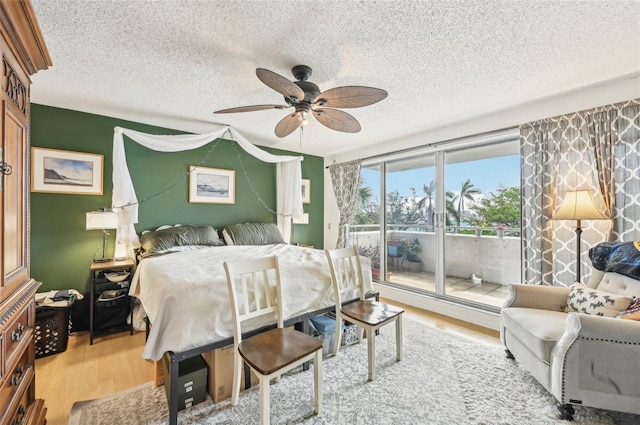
[{"left": 500, "top": 269, "right": 640, "bottom": 420}]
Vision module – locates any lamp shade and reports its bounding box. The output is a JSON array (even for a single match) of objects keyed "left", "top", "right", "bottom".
[
  {"left": 86, "top": 210, "right": 118, "bottom": 230},
  {"left": 552, "top": 190, "right": 608, "bottom": 220}
]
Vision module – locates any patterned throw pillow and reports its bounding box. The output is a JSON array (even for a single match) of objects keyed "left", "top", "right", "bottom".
[
  {"left": 615, "top": 297, "right": 640, "bottom": 321},
  {"left": 565, "top": 282, "right": 634, "bottom": 317}
]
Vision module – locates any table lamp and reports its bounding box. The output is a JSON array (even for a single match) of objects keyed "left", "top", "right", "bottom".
[
  {"left": 552, "top": 189, "right": 609, "bottom": 282},
  {"left": 86, "top": 209, "right": 118, "bottom": 263}
]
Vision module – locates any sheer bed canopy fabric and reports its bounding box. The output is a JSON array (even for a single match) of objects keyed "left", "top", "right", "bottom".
[
  {"left": 520, "top": 99, "right": 640, "bottom": 287},
  {"left": 111, "top": 126, "right": 303, "bottom": 253}
]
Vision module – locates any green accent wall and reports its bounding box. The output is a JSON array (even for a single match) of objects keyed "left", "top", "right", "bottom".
[{"left": 30, "top": 104, "right": 324, "bottom": 293}]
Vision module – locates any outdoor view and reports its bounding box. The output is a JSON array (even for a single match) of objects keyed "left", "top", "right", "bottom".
[{"left": 348, "top": 140, "right": 521, "bottom": 310}]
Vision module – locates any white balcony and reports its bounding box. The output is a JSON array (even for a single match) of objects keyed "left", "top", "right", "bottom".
[{"left": 348, "top": 225, "right": 522, "bottom": 309}]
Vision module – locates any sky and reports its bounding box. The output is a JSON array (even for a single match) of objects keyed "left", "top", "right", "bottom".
[{"left": 361, "top": 154, "right": 520, "bottom": 203}]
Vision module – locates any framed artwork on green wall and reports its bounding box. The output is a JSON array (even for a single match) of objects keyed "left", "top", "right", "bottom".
[
  {"left": 302, "top": 178, "right": 311, "bottom": 204},
  {"left": 189, "top": 165, "right": 235, "bottom": 204},
  {"left": 31, "top": 147, "right": 103, "bottom": 195}
]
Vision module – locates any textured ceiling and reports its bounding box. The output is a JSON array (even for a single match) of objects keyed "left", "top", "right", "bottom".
[{"left": 30, "top": 0, "right": 640, "bottom": 157}]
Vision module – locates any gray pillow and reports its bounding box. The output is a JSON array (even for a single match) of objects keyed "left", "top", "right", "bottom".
[
  {"left": 140, "top": 225, "right": 224, "bottom": 256},
  {"left": 223, "top": 223, "right": 284, "bottom": 245}
]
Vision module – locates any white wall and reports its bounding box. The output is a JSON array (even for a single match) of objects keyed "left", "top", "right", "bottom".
[{"left": 323, "top": 75, "right": 640, "bottom": 328}]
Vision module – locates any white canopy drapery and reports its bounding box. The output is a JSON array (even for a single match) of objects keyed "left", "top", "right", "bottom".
[{"left": 111, "top": 126, "right": 303, "bottom": 253}]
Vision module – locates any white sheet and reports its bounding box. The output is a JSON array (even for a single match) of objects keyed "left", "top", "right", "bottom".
[{"left": 130, "top": 244, "right": 372, "bottom": 361}]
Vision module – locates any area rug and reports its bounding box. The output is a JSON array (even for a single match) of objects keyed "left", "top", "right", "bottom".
[{"left": 69, "top": 316, "right": 638, "bottom": 425}]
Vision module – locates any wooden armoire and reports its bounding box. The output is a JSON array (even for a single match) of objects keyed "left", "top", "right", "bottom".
[{"left": 0, "top": 1, "right": 51, "bottom": 424}]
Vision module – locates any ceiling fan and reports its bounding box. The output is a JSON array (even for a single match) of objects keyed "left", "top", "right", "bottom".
[{"left": 214, "top": 65, "right": 388, "bottom": 137}]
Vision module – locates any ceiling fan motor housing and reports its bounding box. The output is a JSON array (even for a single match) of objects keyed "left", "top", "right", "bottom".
[{"left": 291, "top": 80, "right": 320, "bottom": 103}]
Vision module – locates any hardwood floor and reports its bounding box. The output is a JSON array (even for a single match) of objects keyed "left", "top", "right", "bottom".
[
  {"left": 35, "top": 331, "right": 153, "bottom": 425},
  {"left": 35, "top": 301, "right": 500, "bottom": 425}
]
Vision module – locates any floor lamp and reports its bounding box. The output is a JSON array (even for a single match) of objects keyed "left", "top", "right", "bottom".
[{"left": 552, "top": 190, "right": 608, "bottom": 283}]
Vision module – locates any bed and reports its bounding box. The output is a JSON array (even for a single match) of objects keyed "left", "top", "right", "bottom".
[{"left": 129, "top": 223, "right": 374, "bottom": 424}]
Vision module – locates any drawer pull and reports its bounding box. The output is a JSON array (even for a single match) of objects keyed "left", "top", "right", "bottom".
[
  {"left": 11, "top": 323, "right": 25, "bottom": 341},
  {"left": 10, "top": 365, "right": 25, "bottom": 386},
  {"left": 10, "top": 374, "right": 22, "bottom": 386},
  {"left": 10, "top": 404, "right": 27, "bottom": 425}
]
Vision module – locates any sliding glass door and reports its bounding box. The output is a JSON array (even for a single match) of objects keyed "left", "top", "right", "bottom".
[
  {"left": 349, "top": 131, "right": 521, "bottom": 311},
  {"left": 385, "top": 154, "right": 438, "bottom": 293},
  {"left": 442, "top": 143, "right": 520, "bottom": 307}
]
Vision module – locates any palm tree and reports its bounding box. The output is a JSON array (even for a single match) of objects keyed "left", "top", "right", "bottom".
[
  {"left": 417, "top": 180, "right": 436, "bottom": 228},
  {"left": 357, "top": 185, "right": 372, "bottom": 210},
  {"left": 454, "top": 179, "right": 481, "bottom": 229},
  {"left": 354, "top": 183, "right": 375, "bottom": 225},
  {"left": 445, "top": 191, "right": 459, "bottom": 227},
  {"left": 415, "top": 181, "right": 460, "bottom": 229}
]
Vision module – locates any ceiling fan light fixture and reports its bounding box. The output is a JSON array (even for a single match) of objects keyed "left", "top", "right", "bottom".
[{"left": 297, "top": 110, "right": 308, "bottom": 127}]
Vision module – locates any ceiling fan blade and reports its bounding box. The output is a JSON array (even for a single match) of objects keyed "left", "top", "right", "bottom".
[
  {"left": 274, "top": 113, "right": 301, "bottom": 138},
  {"left": 214, "top": 104, "right": 289, "bottom": 114},
  {"left": 256, "top": 68, "right": 305, "bottom": 102},
  {"left": 314, "top": 86, "right": 388, "bottom": 108},
  {"left": 312, "top": 108, "right": 361, "bottom": 133}
]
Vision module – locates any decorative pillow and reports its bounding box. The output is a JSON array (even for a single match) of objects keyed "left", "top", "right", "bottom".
[
  {"left": 615, "top": 297, "right": 640, "bottom": 321},
  {"left": 222, "top": 228, "right": 234, "bottom": 246},
  {"left": 565, "top": 282, "right": 634, "bottom": 317},
  {"left": 140, "top": 225, "right": 224, "bottom": 257},
  {"left": 222, "top": 223, "right": 284, "bottom": 245}
]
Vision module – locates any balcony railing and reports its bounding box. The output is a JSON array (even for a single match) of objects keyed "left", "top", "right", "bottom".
[{"left": 346, "top": 224, "right": 521, "bottom": 287}]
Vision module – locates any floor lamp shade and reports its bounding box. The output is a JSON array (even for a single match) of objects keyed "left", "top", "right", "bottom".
[
  {"left": 552, "top": 190, "right": 607, "bottom": 221},
  {"left": 552, "top": 190, "right": 609, "bottom": 283},
  {"left": 86, "top": 210, "right": 118, "bottom": 262}
]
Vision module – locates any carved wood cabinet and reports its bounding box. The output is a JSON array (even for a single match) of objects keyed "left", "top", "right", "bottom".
[{"left": 0, "top": 1, "right": 51, "bottom": 424}]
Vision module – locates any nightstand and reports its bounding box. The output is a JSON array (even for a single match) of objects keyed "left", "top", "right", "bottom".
[{"left": 89, "top": 259, "right": 135, "bottom": 344}]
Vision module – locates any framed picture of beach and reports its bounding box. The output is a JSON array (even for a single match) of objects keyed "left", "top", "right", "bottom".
[
  {"left": 189, "top": 165, "right": 235, "bottom": 204},
  {"left": 31, "top": 147, "right": 104, "bottom": 195}
]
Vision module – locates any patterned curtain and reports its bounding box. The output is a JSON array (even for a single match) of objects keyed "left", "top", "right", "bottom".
[
  {"left": 329, "top": 159, "right": 362, "bottom": 248},
  {"left": 521, "top": 99, "right": 640, "bottom": 286}
]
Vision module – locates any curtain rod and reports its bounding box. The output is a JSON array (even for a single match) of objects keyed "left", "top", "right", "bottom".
[{"left": 325, "top": 126, "right": 518, "bottom": 168}]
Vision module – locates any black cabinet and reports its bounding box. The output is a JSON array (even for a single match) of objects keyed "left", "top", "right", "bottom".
[{"left": 89, "top": 259, "right": 135, "bottom": 344}]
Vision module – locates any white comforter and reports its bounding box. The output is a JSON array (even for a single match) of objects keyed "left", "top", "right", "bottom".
[{"left": 130, "top": 244, "right": 372, "bottom": 360}]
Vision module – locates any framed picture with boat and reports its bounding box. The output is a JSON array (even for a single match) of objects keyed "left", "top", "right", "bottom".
[
  {"left": 31, "top": 147, "right": 103, "bottom": 195},
  {"left": 189, "top": 165, "right": 235, "bottom": 204}
]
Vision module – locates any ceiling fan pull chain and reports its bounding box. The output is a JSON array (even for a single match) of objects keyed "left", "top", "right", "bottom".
[{"left": 299, "top": 126, "right": 303, "bottom": 149}]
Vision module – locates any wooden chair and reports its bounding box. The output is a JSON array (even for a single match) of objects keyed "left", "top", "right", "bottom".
[
  {"left": 224, "top": 256, "right": 322, "bottom": 425},
  {"left": 325, "top": 246, "right": 404, "bottom": 381}
]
